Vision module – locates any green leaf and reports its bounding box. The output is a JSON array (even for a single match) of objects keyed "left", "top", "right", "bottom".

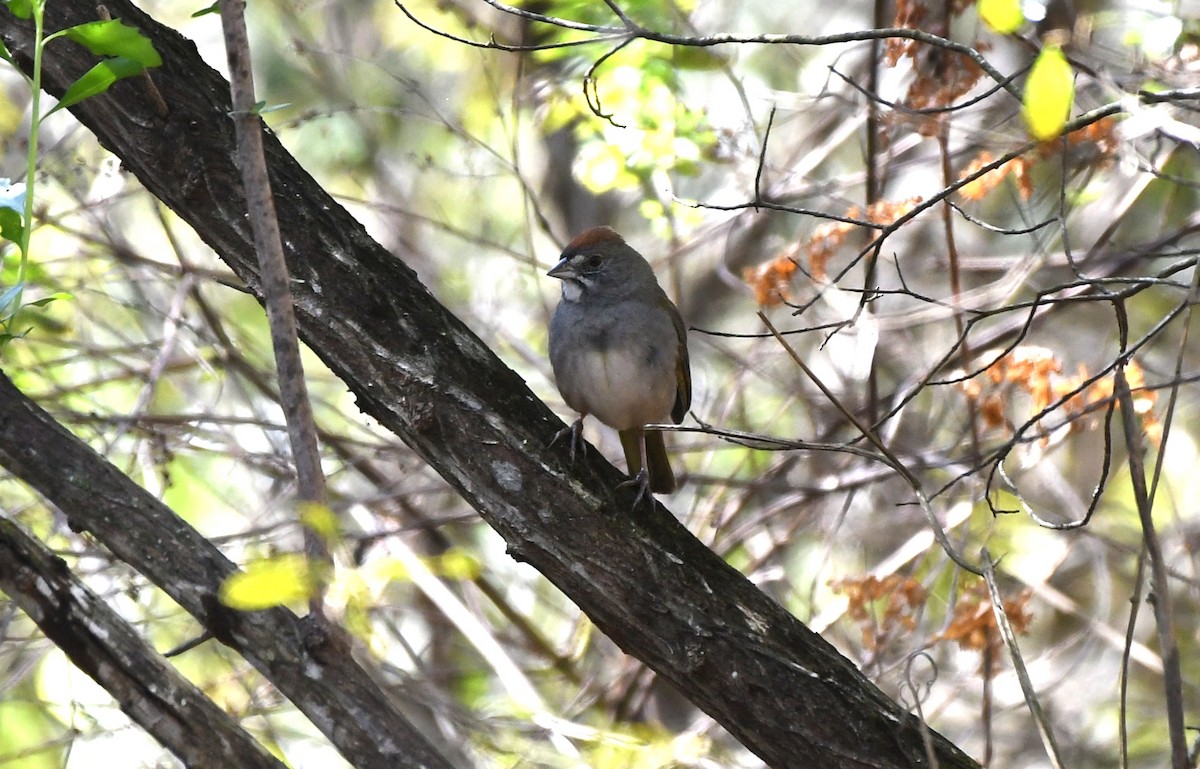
[
  {"left": 1023, "top": 45, "right": 1074, "bottom": 141},
  {"left": 2, "top": 0, "right": 33, "bottom": 19},
  {"left": 191, "top": 2, "right": 220, "bottom": 17},
  {"left": 46, "top": 57, "right": 145, "bottom": 117},
  {"left": 61, "top": 20, "right": 161, "bottom": 68},
  {"left": 219, "top": 554, "right": 320, "bottom": 610},
  {"left": 0, "top": 207, "right": 23, "bottom": 245},
  {"left": 28, "top": 291, "right": 72, "bottom": 308}
]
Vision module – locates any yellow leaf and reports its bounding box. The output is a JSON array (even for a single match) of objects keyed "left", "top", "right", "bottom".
[
  {"left": 1023, "top": 46, "right": 1074, "bottom": 141},
  {"left": 979, "top": 0, "right": 1025, "bottom": 33},
  {"left": 368, "top": 551, "right": 480, "bottom": 582},
  {"left": 433, "top": 549, "right": 481, "bottom": 580},
  {"left": 299, "top": 502, "right": 341, "bottom": 547},
  {"left": 371, "top": 556, "right": 412, "bottom": 583},
  {"left": 219, "top": 554, "right": 317, "bottom": 610}
]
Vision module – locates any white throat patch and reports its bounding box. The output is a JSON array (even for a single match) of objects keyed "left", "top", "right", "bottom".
[{"left": 560, "top": 280, "right": 584, "bottom": 302}]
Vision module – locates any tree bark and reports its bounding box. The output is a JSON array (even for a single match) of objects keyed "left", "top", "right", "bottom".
[
  {"left": 0, "top": 3, "right": 980, "bottom": 768},
  {"left": 0, "top": 374, "right": 457, "bottom": 769},
  {"left": 0, "top": 517, "right": 287, "bottom": 769}
]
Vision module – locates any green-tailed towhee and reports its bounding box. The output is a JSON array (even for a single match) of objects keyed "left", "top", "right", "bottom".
[{"left": 547, "top": 226, "right": 691, "bottom": 499}]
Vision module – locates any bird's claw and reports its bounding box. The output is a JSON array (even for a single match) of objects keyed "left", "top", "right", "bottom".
[
  {"left": 550, "top": 418, "right": 586, "bottom": 464},
  {"left": 617, "top": 469, "right": 654, "bottom": 509},
  {"left": 553, "top": 420, "right": 654, "bottom": 510}
]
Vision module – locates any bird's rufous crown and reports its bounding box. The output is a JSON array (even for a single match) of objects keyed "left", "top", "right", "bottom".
[{"left": 565, "top": 226, "right": 624, "bottom": 252}]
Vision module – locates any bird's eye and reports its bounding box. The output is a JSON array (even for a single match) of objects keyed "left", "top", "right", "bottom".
[{"left": 583, "top": 253, "right": 603, "bottom": 269}]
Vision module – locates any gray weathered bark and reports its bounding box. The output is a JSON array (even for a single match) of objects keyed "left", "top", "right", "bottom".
[{"left": 0, "top": 517, "right": 287, "bottom": 769}]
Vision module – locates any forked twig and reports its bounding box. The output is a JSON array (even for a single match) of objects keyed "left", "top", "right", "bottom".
[
  {"left": 981, "top": 548, "right": 1064, "bottom": 769},
  {"left": 759, "top": 311, "right": 981, "bottom": 575}
]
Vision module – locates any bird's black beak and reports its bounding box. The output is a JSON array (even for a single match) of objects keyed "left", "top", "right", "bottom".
[{"left": 547, "top": 257, "right": 573, "bottom": 280}]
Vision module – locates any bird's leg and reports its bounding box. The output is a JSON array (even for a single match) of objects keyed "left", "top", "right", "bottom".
[
  {"left": 616, "top": 431, "right": 654, "bottom": 508},
  {"left": 550, "top": 417, "right": 586, "bottom": 464}
]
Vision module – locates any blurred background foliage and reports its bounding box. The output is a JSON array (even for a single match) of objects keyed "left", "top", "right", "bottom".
[{"left": 1, "top": 0, "right": 1199, "bottom": 766}]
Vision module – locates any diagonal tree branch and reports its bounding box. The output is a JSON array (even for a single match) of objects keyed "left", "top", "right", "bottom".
[
  {"left": 0, "top": 3, "right": 980, "bottom": 767},
  {"left": 0, "top": 372, "right": 457, "bottom": 769},
  {"left": 0, "top": 517, "right": 287, "bottom": 769}
]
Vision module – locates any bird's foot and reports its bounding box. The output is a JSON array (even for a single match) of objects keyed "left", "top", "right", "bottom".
[
  {"left": 550, "top": 418, "right": 586, "bottom": 464},
  {"left": 617, "top": 469, "right": 654, "bottom": 509}
]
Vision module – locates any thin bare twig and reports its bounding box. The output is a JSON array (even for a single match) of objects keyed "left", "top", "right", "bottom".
[
  {"left": 759, "top": 311, "right": 982, "bottom": 575},
  {"left": 937, "top": 117, "right": 980, "bottom": 463},
  {"left": 1112, "top": 300, "right": 1188, "bottom": 769},
  {"left": 981, "top": 549, "right": 1064, "bottom": 769},
  {"left": 397, "top": 0, "right": 1021, "bottom": 99},
  {"left": 220, "top": 0, "right": 330, "bottom": 609}
]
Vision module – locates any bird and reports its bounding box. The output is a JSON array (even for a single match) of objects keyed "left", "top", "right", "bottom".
[{"left": 546, "top": 226, "right": 691, "bottom": 502}]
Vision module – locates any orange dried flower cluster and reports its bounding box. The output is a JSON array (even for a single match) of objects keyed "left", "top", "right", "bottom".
[
  {"left": 744, "top": 198, "right": 924, "bottom": 306},
  {"left": 904, "top": 53, "right": 985, "bottom": 118},
  {"left": 986, "top": 346, "right": 1061, "bottom": 414},
  {"left": 958, "top": 117, "right": 1118, "bottom": 201},
  {"left": 883, "top": 0, "right": 985, "bottom": 124},
  {"left": 830, "top": 574, "right": 928, "bottom": 652},
  {"left": 962, "top": 346, "right": 1159, "bottom": 444},
  {"left": 1063, "top": 358, "right": 1161, "bottom": 444},
  {"left": 743, "top": 254, "right": 798, "bottom": 306},
  {"left": 859, "top": 196, "right": 924, "bottom": 227},
  {"left": 806, "top": 220, "right": 847, "bottom": 283},
  {"left": 1043, "top": 114, "right": 1119, "bottom": 156},
  {"left": 832, "top": 574, "right": 1033, "bottom": 672},
  {"left": 811, "top": 198, "right": 923, "bottom": 280},
  {"left": 938, "top": 581, "right": 1033, "bottom": 677},
  {"left": 959, "top": 152, "right": 1034, "bottom": 201},
  {"left": 885, "top": 0, "right": 927, "bottom": 66}
]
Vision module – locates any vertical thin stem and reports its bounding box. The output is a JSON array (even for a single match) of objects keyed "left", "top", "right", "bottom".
[
  {"left": 219, "top": 0, "right": 330, "bottom": 611},
  {"left": 981, "top": 633, "right": 994, "bottom": 767},
  {"left": 8, "top": 0, "right": 46, "bottom": 327},
  {"left": 938, "top": 120, "right": 980, "bottom": 462},
  {"left": 1113, "top": 360, "right": 1187, "bottom": 769},
  {"left": 861, "top": 0, "right": 886, "bottom": 425},
  {"left": 981, "top": 549, "right": 1064, "bottom": 769}
]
